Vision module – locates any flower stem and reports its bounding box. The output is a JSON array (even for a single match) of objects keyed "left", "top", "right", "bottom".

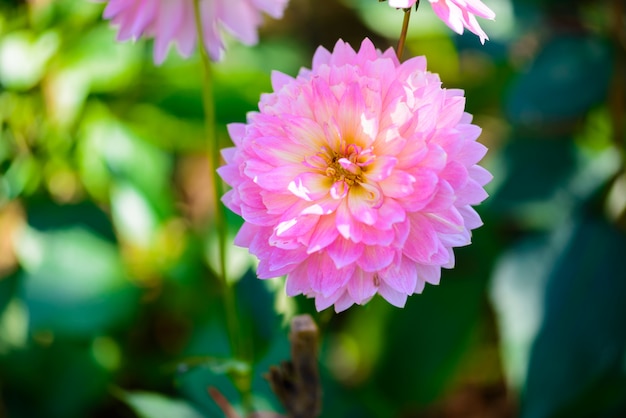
[
  {"left": 396, "top": 7, "right": 412, "bottom": 61},
  {"left": 191, "top": 0, "right": 250, "bottom": 404},
  {"left": 610, "top": 0, "right": 625, "bottom": 167}
]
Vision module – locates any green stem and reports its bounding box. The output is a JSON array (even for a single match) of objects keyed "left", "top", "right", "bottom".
[
  {"left": 611, "top": 0, "right": 625, "bottom": 168},
  {"left": 396, "top": 7, "right": 412, "bottom": 61},
  {"left": 191, "top": 0, "right": 251, "bottom": 406}
]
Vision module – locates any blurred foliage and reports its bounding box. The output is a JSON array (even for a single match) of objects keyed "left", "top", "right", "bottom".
[{"left": 1, "top": 0, "right": 626, "bottom": 417}]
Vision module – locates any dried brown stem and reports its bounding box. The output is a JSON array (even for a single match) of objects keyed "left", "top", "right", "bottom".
[{"left": 266, "top": 315, "right": 321, "bottom": 418}]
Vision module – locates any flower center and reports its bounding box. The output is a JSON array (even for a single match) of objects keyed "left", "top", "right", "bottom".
[
  {"left": 320, "top": 143, "right": 374, "bottom": 186},
  {"left": 325, "top": 156, "right": 363, "bottom": 186}
]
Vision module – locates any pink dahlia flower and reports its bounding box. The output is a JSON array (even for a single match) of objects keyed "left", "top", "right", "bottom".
[
  {"left": 387, "top": 0, "right": 495, "bottom": 44},
  {"left": 99, "top": 0, "right": 289, "bottom": 64},
  {"left": 388, "top": 0, "right": 418, "bottom": 8},
  {"left": 218, "top": 38, "right": 491, "bottom": 312},
  {"left": 428, "top": 0, "right": 495, "bottom": 44}
]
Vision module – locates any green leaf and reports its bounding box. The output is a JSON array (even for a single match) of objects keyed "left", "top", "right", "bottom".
[
  {"left": 506, "top": 35, "right": 612, "bottom": 127},
  {"left": 1, "top": 338, "right": 112, "bottom": 418},
  {"left": 490, "top": 211, "right": 626, "bottom": 416},
  {"left": 79, "top": 111, "right": 174, "bottom": 216},
  {"left": 0, "top": 30, "right": 59, "bottom": 90},
  {"left": 115, "top": 390, "right": 206, "bottom": 418},
  {"left": 14, "top": 225, "right": 139, "bottom": 337},
  {"left": 490, "top": 135, "right": 620, "bottom": 228},
  {"left": 521, "top": 216, "right": 626, "bottom": 417},
  {"left": 489, "top": 231, "right": 564, "bottom": 390}
]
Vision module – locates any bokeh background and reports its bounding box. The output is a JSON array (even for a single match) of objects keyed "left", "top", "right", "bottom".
[{"left": 1, "top": 0, "right": 625, "bottom": 417}]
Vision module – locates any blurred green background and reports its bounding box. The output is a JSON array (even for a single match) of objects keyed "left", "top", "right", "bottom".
[{"left": 1, "top": 0, "right": 625, "bottom": 417}]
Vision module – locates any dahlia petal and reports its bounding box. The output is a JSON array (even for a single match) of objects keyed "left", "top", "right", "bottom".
[
  {"left": 262, "top": 191, "right": 299, "bottom": 215},
  {"left": 348, "top": 184, "right": 381, "bottom": 225},
  {"left": 334, "top": 291, "right": 357, "bottom": 312},
  {"left": 441, "top": 161, "right": 469, "bottom": 190},
  {"left": 326, "top": 238, "right": 365, "bottom": 269},
  {"left": 428, "top": 0, "right": 495, "bottom": 44},
  {"left": 379, "top": 171, "right": 416, "bottom": 199},
  {"left": 221, "top": 189, "right": 241, "bottom": 214},
  {"left": 337, "top": 83, "right": 368, "bottom": 146},
  {"left": 439, "top": 230, "right": 471, "bottom": 247},
  {"left": 373, "top": 126, "right": 407, "bottom": 156},
  {"left": 464, "top": 11, "right": 489, "bottom": 44},
  {"left": 393, "top": 219, "right": 411, "bottom": 248},
  {"left": 283, "top": 116, "right": 329, "bottom": 152},
  {"left": 347, "top": 269, "right": 378, "bottom": 305},
  {"left": 458, "top": 136, "right": 488, "bottom": 165},
  {"left": 465, "top": 0, "right": 496, "bottom": 19},
  {"left": 417, "top": 263, "right": 442, "bottom": 285},
  {"left": 300, "top": 196, "right": 342, "bottom": 216},
  {"left": 119, "top": 1, "right": 156, "bottom": 41},
  {"left": 309, "top": 254, "right": 354, "bottom": 297},
  {"left": 329, "top": 39, "right": 358, "bottom": 67},
  {"left": 380, "top": 256, "right": 418, "bottom": 295},
  {"left": 378, "top": 281, "right": 408, "bottom": 308},
  {"left": 314, "top": 288, "right": 344, "bottom": 311},
  {"left": 357, "top": 245, "right": 396, "bottom": 272},
  {"left": 285, "top": 262, "right": 311, "bottom": 296},
  {"left": 220, "top": 2, "right": 259, "bottom": 45},
  {"left": 396, "top": 55, "right": 428, "bottom": 80},
  {"left": 255, "top": 165, "right": 304, "bottom": 192},
  {"left": 307, "top": 215, "right": 340, "bottom": 253},
  {"left": 288, "top": 172, "right": 331, "bottom": 201},
  {"left": 253, "top": 136, "right": 310, "bottom": 166},
  {"left": 400, "top": 169, "right": 438, "bottom": 210},
  {"left": 456, "top": 178, "right": 489, "bottom": 206},
  {"left": 335, "top": 201, "right": 363, "bottom": 242},
  {"left": 103, "top": 0, "right": 129, "bottom": 19},
  {"left": 421, "top": 180, "right": 455, "bottom": 212},
  {"left": 374, "top": 198, "right": 407, "bottom": 230},
  {"left": 152, "top": 0, "right": 185, "bottom": 64},
  {"left": 360, "top": 225, "right": 395, "bottom": 246},
  {"left": 404, "top": 214, "right": 440, "bottom": 264},
  {"left": 469, "top": 165, "right": 493, "bottom": 186},
  {"left": 427, "top": 206, "right": 465, "bottom": 234},
  {"left": 311, "top": 45, "right": 332, "bottom": 69},
  {"left": 271, "top": 70, "right": 294, "bottom": 92},
  {"left": 272, "top": 214, "right": 318, "bottom": 241},
  {"left": 233, "top": 221, "right": 262, "bottom": 249},
  {"left": 101, "top": 0, "right": 289, "bottom": 63},
  {"left": 438, "top": 98, "right": 467, "bottom": 130},
  {"left": 458, "top": 205, "right": 483, "bottom": 230},
  {"left": 388, "top": 0, "right": 418, "bottom": 8},
  {"left": 251, "top": 0, "right": 289, "bottom": 18},
  {"left": 227, "top": 123, "right": 247, "bottom": 145},
  {"left": 431, "top": 1, "right": 465, "bottom": 35},
  {"left": 267, "top": 247, "right": 309, "bottom": 273},
  {"left": 365, "top": 155, "right": 398, "bottom": 181},
  {"left": 443, "top": 247, "right": 456, "bottom": 268},
  {"left": 174, "top": 3, "right": 196, "bottom": 57}
]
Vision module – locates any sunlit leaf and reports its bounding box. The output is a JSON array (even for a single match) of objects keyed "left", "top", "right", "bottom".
[
  {"left": 489, "top": 230, "right": 568, "bottom": 389},
  {"left": 116, "top": 389, "right": 205, "bottom": 418},
  {"left": 0, "top": 30, "right": 59, "bottom": 90},
  {"left": 79, "top": 111, "right": 174, "bottom": 215},
  {"left": 522, "top": 216, "right": 626, "bottom": 417},
  {"left": 14, "top": 225, "right": 139, "bottom": 336}
]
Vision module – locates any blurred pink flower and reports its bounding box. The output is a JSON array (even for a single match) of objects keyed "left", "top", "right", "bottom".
[
  {"left": 218, "top": 38, "right": 491, "bottom": 312},
  {"left": 428, "top": 0, "right": 495, "bottom": 44},
  {"left": 387, "top": 0, "right": 495, "bottom": 44},
  {"left": 100, "top": 0, "right": 289, "bottom": 64},
  {"left": 388, "top": 0, "right": 418, "bottom": 8}
]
